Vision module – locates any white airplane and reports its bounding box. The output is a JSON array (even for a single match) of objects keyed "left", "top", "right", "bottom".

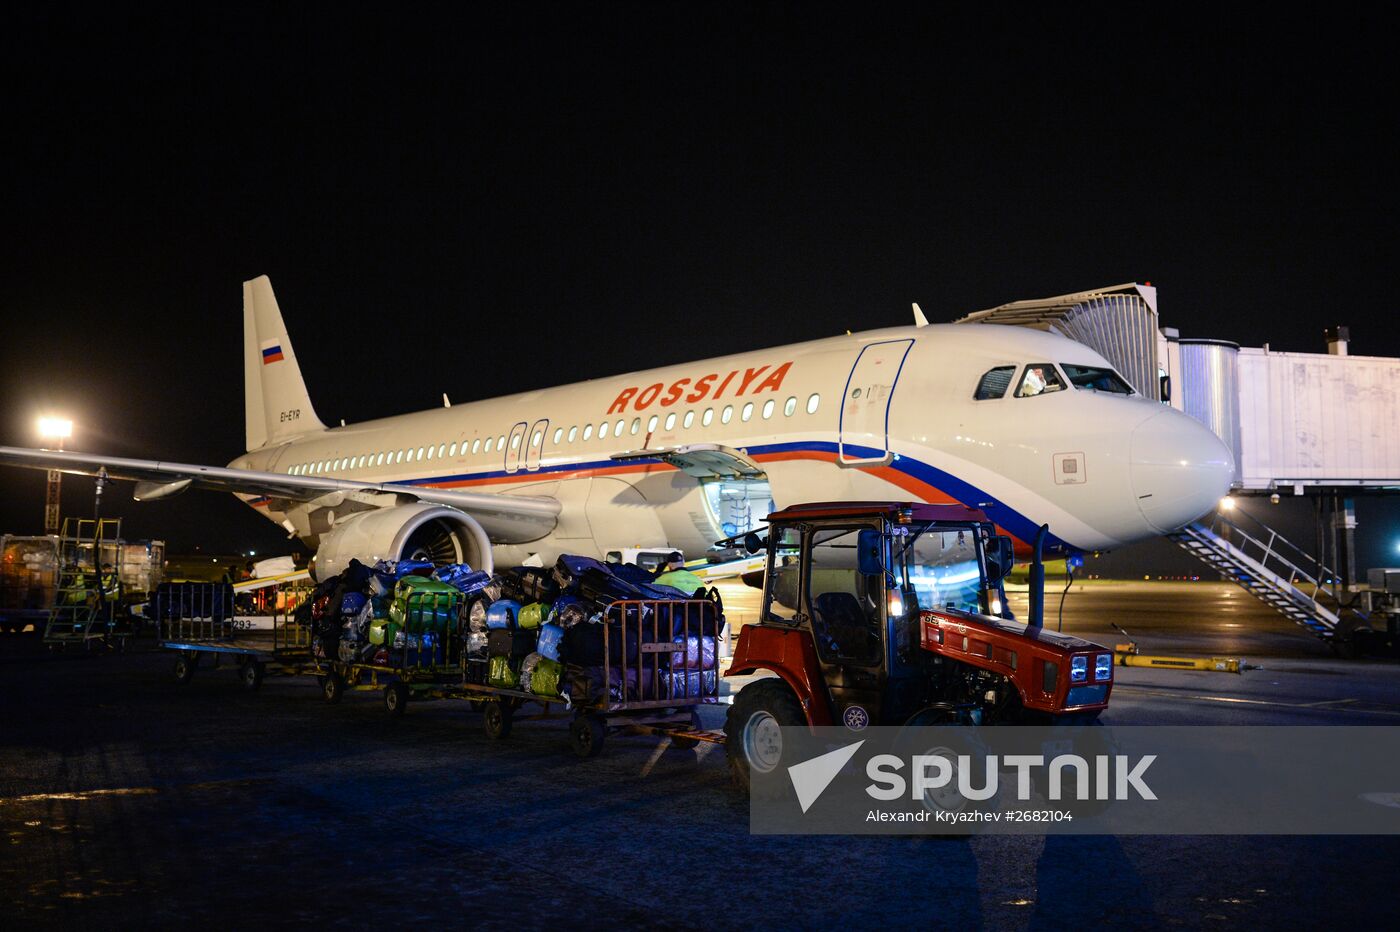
[{"left": 0, "top": 276, "right": 1232, "bottom": 579}]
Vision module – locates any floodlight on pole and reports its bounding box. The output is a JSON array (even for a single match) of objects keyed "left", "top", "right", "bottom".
[{"left": 37, "top": 416, "right": 72, "bottom": 534}]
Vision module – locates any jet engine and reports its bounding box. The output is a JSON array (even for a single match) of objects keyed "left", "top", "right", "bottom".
[{"left": 313, "top": 504, "right": 493, "bottom": 581}]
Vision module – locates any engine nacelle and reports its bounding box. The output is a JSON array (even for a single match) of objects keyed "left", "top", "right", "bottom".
[{"left": 313, "top": 504, "right": 493, "bottom": 581}]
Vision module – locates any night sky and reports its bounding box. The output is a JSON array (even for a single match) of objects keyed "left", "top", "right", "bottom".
[{"left": 3, "top": 6, "right": 1398, "bottom": 570}]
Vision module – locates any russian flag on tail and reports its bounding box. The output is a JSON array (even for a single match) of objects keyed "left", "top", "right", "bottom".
[{"left": 261, "top": 339, "right": 284, "bottom": 365}]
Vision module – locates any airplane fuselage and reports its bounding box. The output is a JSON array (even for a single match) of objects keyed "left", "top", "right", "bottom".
[{"left": 230, "top": 322, "right": 1234, "bottom": 566}]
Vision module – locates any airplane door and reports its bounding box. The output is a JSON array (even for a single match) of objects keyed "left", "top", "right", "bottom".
[
  {"left": 525, "top": 418, "right": 549, "bottom": 472},
  {"left": 504, "top": 421, "right": 528, "bottom": 474},
  {"left": 839, "top": 339, "right": 914, "bottom": 466}
]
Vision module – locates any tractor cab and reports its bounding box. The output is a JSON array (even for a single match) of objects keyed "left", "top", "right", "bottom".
[
  {"left": 739, "top": 502, "right": 1013, "bottom": 728},
  {"left": 723, "top": 502, "right": 1113, "bottom": 786}
]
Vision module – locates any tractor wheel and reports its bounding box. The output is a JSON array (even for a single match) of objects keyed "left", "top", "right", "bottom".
[
  {"left": 172, "top": 653, "right": 196, "bottom": 685},
  {"left": 322, "top": 672, "right": 345, "bottom": 704},
  {"left": 483, "top": 702, "right": 513, "bottom": 740},
  {"left": 569, "top": 715, "right": 606, "bottom": 758},
  {"left": 384, "top": 682, "right": 409, "bottom": 717},
  {"left": 241, "top": 660, "right": 265, "bottom": 691},
  {"left": 725, "top": 679, "right": 806, "bottom": 791}
]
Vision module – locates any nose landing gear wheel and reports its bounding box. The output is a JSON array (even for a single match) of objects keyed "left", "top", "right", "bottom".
[
  {"left": 483, "top": 702, "right": 513, "bottom": 739},
  {"left": 570, "top": 716, "right": 606, "bottom": 758},
  {"left": 384, "top": 682, "right": 409, "bottom": 716}
]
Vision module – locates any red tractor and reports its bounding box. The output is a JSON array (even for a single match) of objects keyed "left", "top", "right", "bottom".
[{"left": 723, "top": 502, "right": 1113, "bottom": 787}]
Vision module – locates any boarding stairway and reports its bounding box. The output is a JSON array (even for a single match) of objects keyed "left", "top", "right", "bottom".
[
  {"left": 1168, "top": 510, "right": 1342, "bottom": 640},
  {"left": 42, "top": 517, "right": 124, "bottom": 651}
]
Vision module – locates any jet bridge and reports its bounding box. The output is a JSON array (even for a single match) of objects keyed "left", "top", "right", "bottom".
[{"left": 959, "top": 286, "right": 1400, "bottom": 645}]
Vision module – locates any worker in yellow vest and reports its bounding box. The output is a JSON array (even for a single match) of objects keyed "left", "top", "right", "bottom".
[{"left": 653, "top": 552, "right": 705, "bottom": 595}]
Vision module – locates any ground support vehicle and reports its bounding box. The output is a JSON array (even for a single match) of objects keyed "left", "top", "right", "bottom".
[
  {"left": 0, "top": 534, "right": 58, "bottom": 634},
  {"left": 721, "top": 502, "right": 1116, "bottom": 787},
  {"left": 157, "top": 581, "right": 315, "bottom": 688}
]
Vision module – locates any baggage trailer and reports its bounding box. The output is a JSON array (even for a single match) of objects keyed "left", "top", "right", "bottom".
[
  {"left": 451, "top": 595, "right": 725, "bottom": 758},
  {"left": 315, "top": 593, "right": 727, "bottom": 759},
  {"left": 156, "top": 581, "right": 316, "bottom": 688},
  {"left": 312, "top": 587, "right": 468, "bottom": 714}
]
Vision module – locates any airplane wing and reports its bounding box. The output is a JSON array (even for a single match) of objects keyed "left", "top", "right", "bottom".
[{"left": 0, "top": 446, "right": 560, "bottom": 540}]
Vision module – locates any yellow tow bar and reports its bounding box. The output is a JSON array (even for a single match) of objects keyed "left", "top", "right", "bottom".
[{"left": 1113, "top": 643, "right": 1248, "bottom": 674}]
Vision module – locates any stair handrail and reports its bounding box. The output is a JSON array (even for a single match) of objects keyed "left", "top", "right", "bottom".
[{"left": 1196, "top": 510, "right": 1338, "bottom": 612}]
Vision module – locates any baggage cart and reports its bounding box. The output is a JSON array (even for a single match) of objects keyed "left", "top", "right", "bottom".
[
  {"left": 157, "top": 581, "right": 315, "bottom": 688},
  {"left": 459, "top": 594, "right": 727, "bottom": 758},
  {"left": 311, "top": 587, "right": 466, "bottom": 715}
]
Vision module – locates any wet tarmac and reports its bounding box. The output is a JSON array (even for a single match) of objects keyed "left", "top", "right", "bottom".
[{"left": 3, "top": 580, "right": 1400, "bottom": 928}]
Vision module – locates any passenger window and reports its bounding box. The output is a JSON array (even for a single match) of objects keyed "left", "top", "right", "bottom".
[
  {"left": 808, "top": 526, "right": 882, "bottom": 667},
  {"left": 742, "top": 402, "right": 754, "bottom": 422},
  {"left": 1015, "top": 364, "right": 1066, "bottom": 398},
  {"left": 974, "top": 366, "right": 1016, "bottom": 400},
  {"left": 484, "top": 438, "right": 494, "bottom": 453},
  {"left": 721, "top": 405, "right": 733, "bottom": 424},
  {"left": 762, "top": 399, "right": 775, "bottom": 419},
  {"left": 599, "top": 421, "right": 610, "bottom": 440},
  {"left": 553, "top": 427, "right": 563, "bottom": 444},
  {"left": 497, "top": 434, "right": 506, "bottom": 450},
  {"left": 683, "top": 410, "right": 695, "bottom": 429},
  {"left": 376, "top": 453, "right": 385, "bottom": 466},
  {"left": 450, "top": 442, "right": 458, "bottom": 456},
  {"left": 532, "top": 431, "right": 542, "bottom": 448},
  {"left": 784, "top": 396, "right": 797, "bottom": 416},
  {"left": 647, "top": 415, "right": 658, "bottom": 433},
  {"left": 615, "top": 419, "right": 625, "bottom": 437},
  {"left": 438, "top": 443, "right": 446, "bottom": 457},
  {"left": 664, "top": 412, "right": 676, "bottom": 431},
  {"left": 1061, "top": 364, "right": 1133, "bottom": 394},
  {"left": 702, "top": 408, "right": 714, "bottom": 427},
  {"left": 568, "top": 426, "right": 578, "bottom": 443},
  {"left": 426, "top": 446, "right": 434, "bottom": 461},
  {"left": 584, "top": 424, "right": 594, "bottom": 440},
  {"left": 630, "top": 418, "right": 641, "bottom": 435},
  {"left": 511, "top": 434, "right": 521, "bottom": 450},
  {"left": 807, "top": 393, "right": 820, "bottom": 414}
]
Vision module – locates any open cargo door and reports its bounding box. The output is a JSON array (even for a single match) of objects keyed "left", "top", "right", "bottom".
[{"left": 611, "top": 443, "right": 765, "bottom": 480}]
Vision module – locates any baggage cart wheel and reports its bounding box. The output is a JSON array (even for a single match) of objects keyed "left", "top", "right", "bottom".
[
  {"left": 384, "top": 682, "right": 409, "bottom": 716},
  {"left": 483, "top": 701, "right": 513, "bottom": 740},
  {"left": 669, "top": 710, "right": 703, "bottom": 750},
  {"left": 322, "top": 672, "right": 345, "bottom": 704},
  {"left": 173, "top": 653, "right": 196, "bottom": 685},
  {"left": 242, "top": 660, "right": 265, "bottom": 691},
  {"left": 570, "top": 716, "right": 606, "bottom": 759}
]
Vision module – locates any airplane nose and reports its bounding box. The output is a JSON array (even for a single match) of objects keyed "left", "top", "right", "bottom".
[{"left": 1129, "top": 409, "right": 1235, "bottom": 534}]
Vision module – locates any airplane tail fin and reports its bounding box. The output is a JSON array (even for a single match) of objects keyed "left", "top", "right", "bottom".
[{"left": 243, "top": 276, "right": 328, "bottom": 450}]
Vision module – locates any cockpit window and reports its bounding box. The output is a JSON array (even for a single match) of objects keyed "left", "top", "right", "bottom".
[
  {"left": 973, "top": 366, "right": 1016, "bottom": 400},
  {"left": 1015, "top": 364, "right": 1066, "bottom": 397},
  {"left": 1061, "top": 364, "right": 1134, "bottom": 394}
]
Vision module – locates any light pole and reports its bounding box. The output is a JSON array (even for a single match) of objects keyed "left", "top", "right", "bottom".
[{"left": 37, "top": 417, "right": 72, "bottom": 535}]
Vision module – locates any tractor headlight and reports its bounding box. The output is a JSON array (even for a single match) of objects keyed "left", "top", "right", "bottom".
[
  {"left": 1070, "top": 655, "right": 1088, "bottom": 683},
  {"left": 1095, "top": 652, "right": 1113, "bottom": 681}
]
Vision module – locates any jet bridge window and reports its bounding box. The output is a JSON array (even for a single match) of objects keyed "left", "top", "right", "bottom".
[
  {"left": 973, "top": 366, "right": 1016, "bottom": 400},
  {"left": 1015, "top": 364, "right": 1066, "bottom": 398},
  {"left": 1061, "top": 364, "right": 1134, "bottom": 394}
]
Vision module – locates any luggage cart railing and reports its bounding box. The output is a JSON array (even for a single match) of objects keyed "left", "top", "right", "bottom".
[
  {"left": 385, "top": 589, "right": 464, "bottom": 671},
  {"left": 599, "top": 596, "right": 722, "bottom": 712}
]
